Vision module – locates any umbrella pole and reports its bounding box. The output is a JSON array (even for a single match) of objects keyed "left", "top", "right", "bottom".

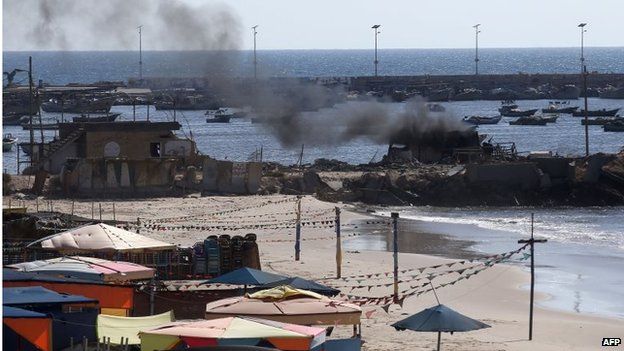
[{"left": 437, "top": 331, "right": 441, "bottom": 351}]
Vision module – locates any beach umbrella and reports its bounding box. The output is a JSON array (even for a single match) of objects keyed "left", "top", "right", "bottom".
[
  {"left": 391, "top": 304, "right": 490, "bottom": 351},
  {"left": 262, "top": 277, "right": 340, "bottom": 296},
  {"left": 204, "top": 267, "right": 287, "bottom": 292}
]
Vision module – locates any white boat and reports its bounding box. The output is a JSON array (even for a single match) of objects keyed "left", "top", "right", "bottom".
[{"left": 3, "top": 133, "right": 18, "bottom": 152}]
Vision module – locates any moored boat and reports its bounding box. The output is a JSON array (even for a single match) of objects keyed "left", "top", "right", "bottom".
[
  {"left": 41, "top": 96, "right": 115, "bottom": 114},
  {"left": 206, "top": 108, "right": 233, "bottom": 123},
  {"left": 540, "top": 114, "right": 559, "bottom": 123},
  {"left": 572, "top": 108, "right": 620, "bottom": 117},
  {"left": 581, "top": 117, "right": 623, "bottom": 126},
  {"left": 499, "top": 108, "right": 538, "bottom": 117},
  {"left": 3, "top": 133, "right": 18, "bottom": 152},
  {"left": 462, "top": 115, "right": 502, "bottom": 125},
  {"left": 603, "top": 119, "right": 624, "bottom": 132},
  {"left": 509, "top": 116, "right": 548, "bottom": 126},
  {"left": 21, "top": 122, "right": 59, "bottom": 130},
  {"left": 541, "top": 101, "right": 579, "bottom": 114}
]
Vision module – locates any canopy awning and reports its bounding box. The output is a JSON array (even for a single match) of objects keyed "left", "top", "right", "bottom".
[
  {"left": 97, "top": 310, "right": 174, "bottom": 345},
  {"left": 8, "top": 256, "right": 155, "bottom": 282},
  {"left": 140, "top": 316, "right": 326, "bottom": 351},
  {"left": 3, "top": 286, "right": 98, "bottom": 306},
  {"left": 28, "top": 223, "right": 175, "bottom": 252},
  {"left": 205, "top": 286, "right": 361, "bottom": 326}
]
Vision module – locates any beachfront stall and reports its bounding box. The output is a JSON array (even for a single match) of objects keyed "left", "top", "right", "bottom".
[
  {"left": 3, "top": 286, "right": 99, "bottom": 350},
  {"left": 3, "top": 268, "right": 136, "bottom": 316},
  {"left": 3, "top": 306, "right": 53, "bottom": 351},
  {"left": 139, "top": 316, "right": 326, "bottom": 351}
]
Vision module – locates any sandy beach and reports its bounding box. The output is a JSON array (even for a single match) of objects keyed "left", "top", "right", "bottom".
[{"left": 8, "top": 193, "right": 623, "bottom": 350}]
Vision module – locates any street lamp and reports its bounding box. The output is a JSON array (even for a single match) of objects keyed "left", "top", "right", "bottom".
[
  {"left": 252, "top": 25, "right": 259, "bottom": 80},
  {"left": 138, "top": 25, "right": 143, "bottom": 81},
  {"left": 372, "top": 24, "right": 381, "bottom": 76},
  {"left": 578, "top": 23, "right": 587, "bottom": 73},
  {"left": 473, "top": 24, "right": 481, "bottom": 75}
]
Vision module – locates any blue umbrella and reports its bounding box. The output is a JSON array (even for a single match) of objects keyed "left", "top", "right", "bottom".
[
  {"left": 204, "top": 268, "right": 287, "bottom": 292},
  {"left": 262, "top": 277, "right": 340, "bottom": 296},
  {"left": 392, "top": 304, "right": 490, "bottom": 351}
]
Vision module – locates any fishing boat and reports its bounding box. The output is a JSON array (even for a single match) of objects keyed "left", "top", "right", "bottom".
[
  {"left": 500, "top": 100, "right": 518, "bottom": 110},
  {"left": 509, "top": 116, "right": 548, "bottom": 126},
  {"left": 572, "top": 108, "right": 620, "bottom": 117},
  {"left": 603, "top": 119, "right": 624, "bottom": 132},
  {"left": 541, "top": 101, "right": 579, "bottom": 114},
  {"left": 2, "top": 114, "right": 30, "bottom": 126},
  {"left": 3, "top": 133, "right": 18, "bottom": 152},
  {"left": 499, "top": 108, "right": 538, "bottom": 117},
  {"left": 581, "top": 117, "right": 623, "bottom": 126},
  {"left": 205, "top": 108, "right": 232, "bottom": 123},
  {"left": 540, "top": 114, "right": 559, "bottom": 123},
  {"left": 72, "top": 113, "right": 120, "bottom": 123},
  {"left": 462, "top": 115, "right": 502, "bottom": 125}
]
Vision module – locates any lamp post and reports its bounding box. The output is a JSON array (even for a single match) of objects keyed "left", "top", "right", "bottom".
[
  {"left": 138, "top": 25, "right": 143, "bottom": 82},
  {"left": 473, "top": 24, "right": 481, "bottom": 75},
  {"left": 372, "top": 24, "right": 381, "bottom": 76},
  {"left": 252, "top": 25, "right": 259, "bottom": 80},
  {"left": 578, "top": 23, "right": 587, "bottom": 73}
]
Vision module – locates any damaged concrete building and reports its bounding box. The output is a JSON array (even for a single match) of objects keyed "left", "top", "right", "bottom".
[
  {"left": 34, "top": 121, "right": 196, "bottom": 195},
  {"left": 387, "top": 128, "right": 483, "bottom": 163}
]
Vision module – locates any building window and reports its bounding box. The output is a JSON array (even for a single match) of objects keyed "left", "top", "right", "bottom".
[{"left": 150, "top": 142, "right": 161, "bottom": 157}]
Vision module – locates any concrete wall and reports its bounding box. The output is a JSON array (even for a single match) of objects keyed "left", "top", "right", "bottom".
[
  {"left": 202, "top": 158, "right": 262, "bottom": 194},
  {"left": 466, "top": 162, "right": 540, "bottom": 189},
  {"left": 62, "top": 158, "right": 177, "bottom": 195}
]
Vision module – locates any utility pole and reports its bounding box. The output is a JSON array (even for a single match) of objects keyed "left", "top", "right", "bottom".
[
  {"left": 252, "top": 25, "right": 259, "bottom": 80},
  {"left": 391, "top": 212, "right": 399, "bottom": 303},
  {"left": 518, "top": 213, "right": 547, "bottom": 341},
  {"left": 473, "top": 24, "right": 481, "bottom": 75},
  {"left": 138, "top": 25, "right": 143, "bottom": 82},
  {"left": 335, "top": 207, "right": 342, "bottom": 279},
  {"left": 294, "top": 195, "right": 302, "bottom": 261},
  {"left": 372, "top": 25, "right": 381, "bottom": 76}
]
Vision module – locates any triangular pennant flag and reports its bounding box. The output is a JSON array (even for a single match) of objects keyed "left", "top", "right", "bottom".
[{"left": 381, "top": 304, "right": 391, "bottom": 313}]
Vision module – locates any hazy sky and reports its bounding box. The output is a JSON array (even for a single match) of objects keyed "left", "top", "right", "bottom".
[{"left": 3, "top": 0, "right": 623, "bottom": 51}]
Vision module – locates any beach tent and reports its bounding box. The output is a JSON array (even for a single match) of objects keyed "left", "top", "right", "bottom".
[
  {"left": 27, "top": 223, "right": 175, "bottom": 252},
  {"left": 205, "top": 286, "right": 361, "bottom": 326},
  {"left": 140, "top": 316, "right": 326, "bottom": 351},
  {"left": 3, "top": 306, "right": 53, "bottom": 351},
  {"left": 97, "top": 310, "right": 174, "bottom": 345},
  {"left": 8, "top": 256, "right": 155, "bottom": 282},
  {"left": 205, "top": 267, "right": 287, "bottom": 286},
  {"left": 3, "top": 268, "right": 135, "bottom": 316},
  {"left": 262, "top": 277, "right": 340, "bottom": 296},
  {"left": 391, "top": 304, "right": 490, "bottom": 351}
]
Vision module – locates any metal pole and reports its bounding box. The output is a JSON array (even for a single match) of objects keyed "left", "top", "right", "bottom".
[
  {"left": 253, "top": 25, "right": 258, "bottom": 80},
  {"left": 583, "top": 66, "right": 589, "bottom": 157},
  {"left": 71, "top": 199, "right": 75, "bottom": 217},
  {"left": 146, "top": 102, "right": 150, "bottom": 121},
  {"left": 437, "top": 331, "right": 441, "bottom": 351},
  {"left": 518, "top": 213, "right": 547, "bottom": 341},
  {"left": 372, "top": 25, "right": 380, "bottom": 76},
  {"left": 391, "top": 212, "right": 399, "bottom": 302},
  {"left": 335, "top": 207, "right": 342, "bottom": 278},
  {"left": 112, "top": 202, "right": 116, "bottom": 221},
  {"left": 149, "top": 279, "right": 155, "bottom": 315},
  {"left": 99, "top": 203, "right": 102, "bottom": 221},
  {"left": 133, "top": 100, "right": 136, "bottom": 121},
  {"left": 91, "top": 201, "right": 94, "bottom": 220},
  {"left": 295, "top": 195, "right": 302, "bottom": 261},
  {"left": 138, "top": 25, "right": 143, "bottom": 81},
  {"left": 28, "top": 56, "right": 34, "bottom": 167},
  {"left": 474, "top": 24, "right": 481, "bottom": 75}
]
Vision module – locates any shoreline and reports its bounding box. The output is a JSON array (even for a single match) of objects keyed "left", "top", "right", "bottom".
[{"left": 346, "top": 207, "right": 624, "bottom": 320}]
